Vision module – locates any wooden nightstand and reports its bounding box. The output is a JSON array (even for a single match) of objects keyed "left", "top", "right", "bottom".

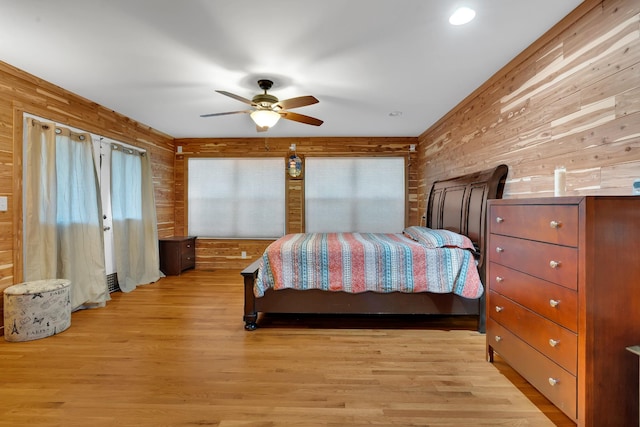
[{"left": 159, "top": 236, "right": 196, "bottom": 275}]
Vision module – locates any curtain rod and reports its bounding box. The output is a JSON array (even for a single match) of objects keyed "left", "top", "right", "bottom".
[{"left": 23, "top": 112, "right": 146, "bottom": 154}]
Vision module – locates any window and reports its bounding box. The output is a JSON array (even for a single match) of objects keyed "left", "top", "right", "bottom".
[
  {"left": 188, "top": 158, "right": 285, "bottom": 238},
  {"left": 305, "top": 157, "right": 405, "bottom": 233},
  {"left": 111, "top": 146, "right": 143, "bottom": 221}
]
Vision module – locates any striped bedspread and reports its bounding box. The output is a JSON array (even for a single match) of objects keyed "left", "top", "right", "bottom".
[{"left": 254, "top": 232, "right": 483, "bottom": 299}]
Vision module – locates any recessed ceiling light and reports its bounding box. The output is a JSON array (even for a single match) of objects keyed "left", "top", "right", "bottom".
[
  {"left": 389, "top": 111, "right": 403, "bottom": 117},
  {"left": 449, "top": 7, "right": 476, "bottom": 26}
]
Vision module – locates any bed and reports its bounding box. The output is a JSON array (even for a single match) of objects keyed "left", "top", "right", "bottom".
[{"left": 241, "top": 164, "right": 508, "bottom": 332}]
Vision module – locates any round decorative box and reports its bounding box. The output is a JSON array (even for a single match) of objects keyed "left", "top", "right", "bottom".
[{"left": 4, "top": 279, "right": 72, "bottom": 342}]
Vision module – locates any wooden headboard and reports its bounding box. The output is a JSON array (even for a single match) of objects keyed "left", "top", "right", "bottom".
[{"left": 426, "top": 164, "right": 508, "bottom": 276}]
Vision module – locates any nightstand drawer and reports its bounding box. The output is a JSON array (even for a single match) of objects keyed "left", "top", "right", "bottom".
[
  {"left": 489, "top": 204, "right": 578, "bottom": 246},
  {"left": 489, "top": 234, "right": 577, "bottom": 289},
  {"left": 489, "top": 262, "right": 577, "bottom": 332},
  {"left": 181, "top": 238, "right": 195, "bottom": 254},
  {"left": 181, "top": 239, "right": 195, "bottom": 269},
  {"left": 489, "top": 291, "right": 577, "bottom": 375},
  {"left": 488, "top": 318, "right": 577, "bottom": 420},
  {"left": 181, "top": 252, "right": 195, "bottom": 269}
]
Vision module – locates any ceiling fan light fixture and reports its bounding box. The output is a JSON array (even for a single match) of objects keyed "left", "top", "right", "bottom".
[
  {"left": 449, "top": 7, "right": 476, "bottom": 26},
  {"left": 202, "top": 80, "right": 322, "bottom": 130},
  {"left": 250, "top": 109, "right": 281, "bottom": 128}
]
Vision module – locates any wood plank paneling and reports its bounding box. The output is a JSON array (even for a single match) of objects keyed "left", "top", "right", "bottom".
[
  {"left": 195, "top": 239, "right": 272, "bottom": 271},
  {"left": 418, "top": 0, "right": 640, "bottom": 215}
]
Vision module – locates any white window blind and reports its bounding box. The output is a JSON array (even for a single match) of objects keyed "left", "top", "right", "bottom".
[
  {"left": 188, "top": 158, "right": 285, "bottom": 238},
  {"left": 305, "top": 157, "right": 405, "bottom": 233}
]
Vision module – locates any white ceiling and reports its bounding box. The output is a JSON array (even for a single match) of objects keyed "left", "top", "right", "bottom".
[{"left": 0, "top": 0, "right": 583, "bottom": 139}]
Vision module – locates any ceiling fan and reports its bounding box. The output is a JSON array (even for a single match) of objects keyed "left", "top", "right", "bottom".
[{"left": 200, "top": 79, "right": 323, "bottom": 132}]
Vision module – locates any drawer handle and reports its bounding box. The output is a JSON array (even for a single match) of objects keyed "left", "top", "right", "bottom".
[
  {"left": 549, "top": 339, "right": 560, "bottom": 347},
  {"left": 549, "top": 299, "right": 560, "bottom": 308},
  {"left": 494, "top": 335, "right": 502, "bottom": 343},
  {"left": 548, "top": 378, "right": 559, "bottom": 387},
  {"left": 549, "top": 220, "right": 562, "bottom": 229},
  {"left": 496, "top": 247, "right": 504, "bottom": 253},
  {"left": 549, "top": 260, "right": 561, "bottom": 269},
  {"left": 496, "top": 217, "right": 504, "bottom": 224},
  {"left": 495, "top": 306, "right": 504, "bottom": 313},
  {"left": 496, "top": 276, "right": 504, "bottom": 283}
]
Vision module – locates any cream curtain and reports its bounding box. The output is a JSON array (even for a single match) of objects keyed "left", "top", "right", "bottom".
[
  {"left": 110, "top": 145, "right": 162, "bottom": 292},
  {"left": 24, "top": 118, "right": 109, "bottom": 309}
]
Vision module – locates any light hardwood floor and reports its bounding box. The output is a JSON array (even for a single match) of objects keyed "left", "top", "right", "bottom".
[{"left": 0, "top": 270, "right": 574, "bottom": 427}]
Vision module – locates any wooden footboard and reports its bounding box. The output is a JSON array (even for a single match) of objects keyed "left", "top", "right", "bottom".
[{"left": 241, "top": 260, "right": 261, "bottom": 330}]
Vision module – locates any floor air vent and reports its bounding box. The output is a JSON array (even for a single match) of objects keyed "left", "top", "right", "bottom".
[{"left": 107, "top": 273, "right": 120, "bottom": 293}]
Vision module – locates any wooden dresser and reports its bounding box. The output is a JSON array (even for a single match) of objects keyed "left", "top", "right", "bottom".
[
  {"left": 159, "top": 236, "right": 196, "bottom": 276},
  {"left": 486, "top": 196, "right": 640, "bottom": 426}
]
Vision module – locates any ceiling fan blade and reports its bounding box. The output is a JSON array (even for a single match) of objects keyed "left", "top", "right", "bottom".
[
  {"left": 281, "top": 111, "right": 324, "bottom": 126},
  {"left": 274, "top": 95, "right": 319, "bottom": 110},
  {"left": 200, "top": 110, "right": 251, "bottom": 118},
  {"left": 215, "top": 90, "right": 255, "bottom": 106}
]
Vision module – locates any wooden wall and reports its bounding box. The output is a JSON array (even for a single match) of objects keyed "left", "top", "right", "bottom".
[
  {"left": 417, "top": 0, "right": 640, "bottom": 215},
  {"left": 173, "top": 136, "right": 419, "bottom": 269},
  {"left": 0, "top": 61, "right": 176, "bottom": 325}
]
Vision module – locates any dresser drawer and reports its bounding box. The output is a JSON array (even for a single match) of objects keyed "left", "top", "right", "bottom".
[
  {"left": 489, "top": 234, "right": 578, "bottom": 290},
  {"left": 489, "top": 291, "right": 577, "bottom": 375},
  {"left": 489, "top": 204, "right": 578, "bottom": 246},
  {"left": 489, "top": 262, "right": 577, "bottom": 332},
  {"left": 488, "top": 318, "right": 577, "bottom": 420}
]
